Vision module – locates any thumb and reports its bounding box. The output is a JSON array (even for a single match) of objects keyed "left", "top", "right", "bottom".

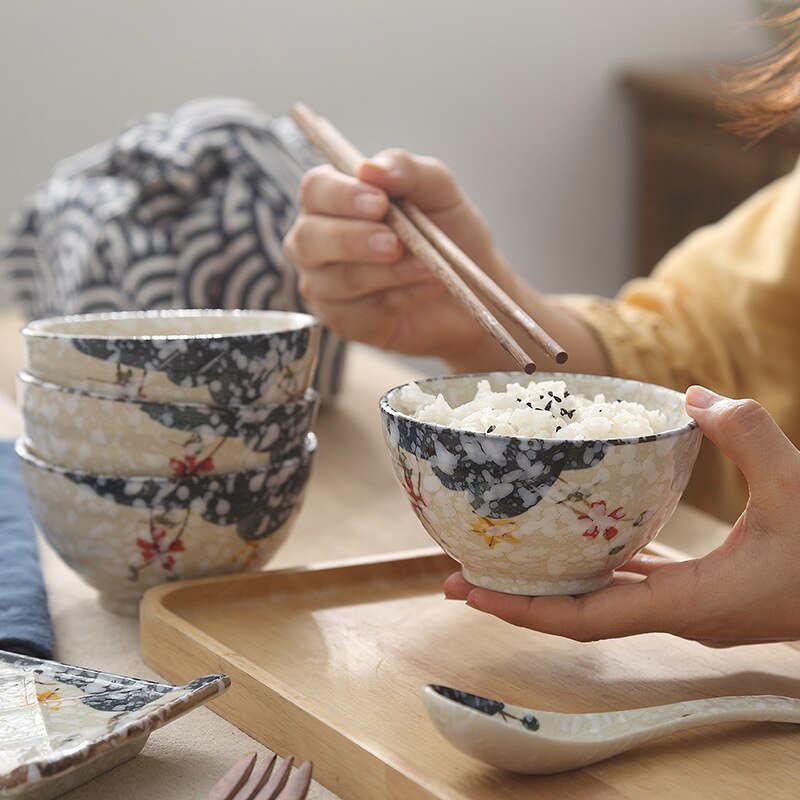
[
  {"left": 356, "top": 149, "right": 463, "bottom": 211},
  {"left": 685, "top": 385, "right": 800, "bottom": 493}
]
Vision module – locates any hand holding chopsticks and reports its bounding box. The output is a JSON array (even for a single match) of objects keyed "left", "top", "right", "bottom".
[{"left": 289, "top": 103, "right": 567, "bottom": 373}]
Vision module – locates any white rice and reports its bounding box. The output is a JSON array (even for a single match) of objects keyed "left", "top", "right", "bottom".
[{"left": 395, "top": 379, "right": 668, "bottom": 439}]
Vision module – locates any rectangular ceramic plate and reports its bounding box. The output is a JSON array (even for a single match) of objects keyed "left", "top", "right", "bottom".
[
  {"left": 0, "top": 651, "right": 227, "bottom": 800},
  {"left": 140, "top": 548, "right": 800, "bottom": 800}
]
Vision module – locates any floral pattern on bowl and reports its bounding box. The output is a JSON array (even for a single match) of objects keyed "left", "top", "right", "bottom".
[
  {"left": 16, "top": 435, "right": 316, "bottom": 615},
  {"left": 380, "top": 372, "right": 701, "bottom": 596},
  {"left": 18, "top": 371, "right": 319, "bottom": 476},
  {"left": 0, "top": 649, "right": 227, "bottom": 800},
  {"left": 427, "top": 685, "right": 541, "bottom": 730},
  {"left": 22, "top": 309, "right": 321, "bottom": 406}
]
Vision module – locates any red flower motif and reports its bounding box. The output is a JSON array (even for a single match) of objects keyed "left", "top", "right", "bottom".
[
  {"left": 169, "top": 455, "right": 215, "bottom": 477},
  {"left": 399, "top": 455, "right": 429, "bottom": 524},
  {"left": 136, "top": 525, "right": 185, "bottom": 571},
  {"left": 135, "top": 537, "right": 157, "bottom": 564},
  {"left": 579, "top": 501, "right": 626, "bottom": 541}
]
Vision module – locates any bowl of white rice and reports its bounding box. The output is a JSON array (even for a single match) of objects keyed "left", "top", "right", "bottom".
[{"left": 380, "top": 372, "right": 701, "bottom": 596}]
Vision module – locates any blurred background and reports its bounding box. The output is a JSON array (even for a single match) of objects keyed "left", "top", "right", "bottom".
[{"left": 0, "top": 0, "right": 780, "bottom": 298}]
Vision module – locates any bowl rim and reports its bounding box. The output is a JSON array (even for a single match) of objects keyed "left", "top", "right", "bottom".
[
  {"left": 21, "top": 308, "right": 319, "bottom": 342},
  {"left": 16, "top": 370, "right": 320, "bottom": 412},
  {"left": 379, "top": 371, "right": 699, "bottom": 447},
  {"left": 15, "top": 432, "right": 317, "bottom": 482}
]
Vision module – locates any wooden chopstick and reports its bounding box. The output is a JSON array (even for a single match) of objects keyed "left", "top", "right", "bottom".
[
  {"left": 396, "top": 200, "right": 567, "bottom": 364},
  {"left": 290, "top": 102, "right": 544, "bottom": 374}
]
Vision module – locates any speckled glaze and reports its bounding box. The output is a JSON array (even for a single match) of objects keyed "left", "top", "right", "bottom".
[
  {"left": 17, "top": 371, "right": 319, "bottom": 476},
  {"left": 16, "top": 435, "right": 315, "bottom": 615},
  {"left": 0, "top": 650, "right": 227, "bottom": 799},
  {"left": 22, "top": 309, "right": 321, "bottom": 406},
  {"left": 423, "top": 685, "right": 800, "bottom": 774},
  {"left": 380, "top": 372, "right": 701, "bottom": 595}
]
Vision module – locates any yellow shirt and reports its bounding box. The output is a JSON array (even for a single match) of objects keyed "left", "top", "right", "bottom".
[{"left": 558, "top": 158, "right": 800, "bottom": 524}]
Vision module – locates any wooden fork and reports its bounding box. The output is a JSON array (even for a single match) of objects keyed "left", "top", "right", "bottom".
[{"left": 202, "top": 752, "right": 313, "bottom": 800}]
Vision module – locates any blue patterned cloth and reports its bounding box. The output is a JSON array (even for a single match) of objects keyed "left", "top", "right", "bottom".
[
  {"left": 0, "top": 97, "right": 347, "bottom": 400},
  {"left": 0, "top": 441, "right": 53, "bottom": 659}
]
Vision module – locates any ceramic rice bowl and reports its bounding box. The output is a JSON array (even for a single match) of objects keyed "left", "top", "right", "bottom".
[
  {"left": 18, "top": 371, "right": 319, "bottom": 476},
  {"left": 380, "top": 373, "right": 701, "bottom": 596},
  {"left": 22, "top": 309, "right": 321, "bottom": 406},
  {"left": 16, "top": 435, "right": 316, "bottom": 615}
]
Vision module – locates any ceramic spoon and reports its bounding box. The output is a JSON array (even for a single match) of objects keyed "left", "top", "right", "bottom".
[{"left": 422, "top": 684, "right": 800, "bottom": 774}]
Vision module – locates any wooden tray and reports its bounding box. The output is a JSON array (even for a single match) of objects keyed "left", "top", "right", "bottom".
[{"left": 141, "top": 548, "right": 800, "bottom": 800}]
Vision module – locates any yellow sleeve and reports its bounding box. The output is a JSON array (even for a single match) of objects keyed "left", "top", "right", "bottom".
[
  {"left": 556, "top": 159, "right": 800, "bottom": 523},
  {"left": 557, "top": 159, "right": 800, "bottom": 405}
]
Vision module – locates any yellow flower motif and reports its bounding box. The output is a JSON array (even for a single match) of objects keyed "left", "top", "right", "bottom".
[
  {"left": 232, "top": 541, "right": 261, "bottom": 569},
  {"left": 37, "top": 689, "right": 61, "bottom": 711},
  {"left": 470, "top": 516, "right": 520, "bottom": 549}
]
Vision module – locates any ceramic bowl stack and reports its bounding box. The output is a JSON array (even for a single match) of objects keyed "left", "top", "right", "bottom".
[{"left": 16, "top": 309, "right": 322, "bottom": 615}]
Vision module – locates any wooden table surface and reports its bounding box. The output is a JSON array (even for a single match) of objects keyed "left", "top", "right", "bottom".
[{"left": 0, "top": 335, "right": 737, "bottom": 799}]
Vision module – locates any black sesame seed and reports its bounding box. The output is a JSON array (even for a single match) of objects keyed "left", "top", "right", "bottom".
[
  {"left": 554, "top": 396, "right": 562, "bottom": 402},
  {"left": 544, "top": 400, "right": 553, "bottom": 412},
  {"left": 526, "top": 402, "right": 533, "bottom": 408},
  {"left": 486, "top": 425, "right": 496, "bottom": 433}
]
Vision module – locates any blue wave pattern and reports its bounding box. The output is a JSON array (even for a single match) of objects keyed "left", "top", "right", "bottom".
[
  {"left": 62, "top": 450, "right": 312, "bottom": 541},
  {"left": 389, "top": 415, "right": 608, "bottom": 519},
  {"left": 72, "top": 326, "right": 311, "bottom": 405}
]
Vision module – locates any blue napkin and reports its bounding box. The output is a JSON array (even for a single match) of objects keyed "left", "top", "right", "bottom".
[{"left": 0, "top": 440, "right": 53, "bottom": 659}]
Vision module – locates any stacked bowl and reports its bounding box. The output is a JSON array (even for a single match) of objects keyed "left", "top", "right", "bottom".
[{"left": 15, "top": 309, "right": 321, "bottom": 614}]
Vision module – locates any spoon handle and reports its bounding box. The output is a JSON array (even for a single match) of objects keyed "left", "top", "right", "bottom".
[
  {"left": 621, "top": 695, "right": 800, "bottom": 727},
  {"left": 551, "top": 695, "right": 800, "bottom": 772},
  {"left": 603, "top": 695, "right": 800, "bottom": 742}
]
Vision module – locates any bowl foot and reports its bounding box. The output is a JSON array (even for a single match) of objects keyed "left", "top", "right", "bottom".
[
  {"left": 460, "top": 567, "right": 613, "bottom": 596},
  {"left": 98, "top": 592, "right": 142, "bottom": 617}
]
